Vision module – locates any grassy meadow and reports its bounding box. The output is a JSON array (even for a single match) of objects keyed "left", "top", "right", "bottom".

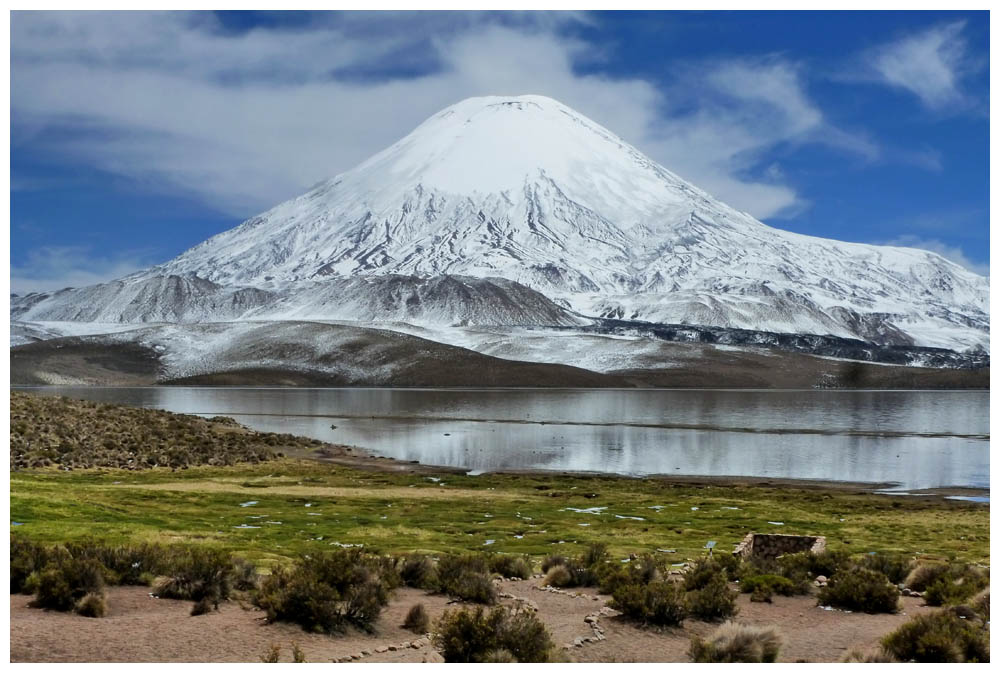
[{"left": 11, "top": 455, "right": 989, "bottom": 569}]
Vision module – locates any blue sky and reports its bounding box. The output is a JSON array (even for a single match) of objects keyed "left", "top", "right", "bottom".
[{"left": 10, "top": 10, "right": 989, "bottom": 292}]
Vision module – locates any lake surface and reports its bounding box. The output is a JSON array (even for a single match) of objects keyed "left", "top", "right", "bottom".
[{"left": 15, "top": 387, "right": 989, "bottom": 491}]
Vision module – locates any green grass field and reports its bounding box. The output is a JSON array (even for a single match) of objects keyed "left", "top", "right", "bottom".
[{"left": 10, "top": 458, "right": 989, "bottom": 568}]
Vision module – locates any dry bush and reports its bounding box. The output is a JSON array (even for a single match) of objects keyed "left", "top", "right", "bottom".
[
  {"left": 403, "top": 603, "right": 430, "bottom": 634},
  {"left": 433, "top": 605, "right": 555, "bottom": 663},
  {"left": 436, "top": 554, "right": 496, "bottom": 604},
  {"left": 686, "top": 573, "right": 740, "bottom": 622},
  {"left": 252, "top": 549, "right": 398, "bottom": 634},
  {"left": 923, "top": 564, "right": 989, "bottom": 607},
  {"left": 259, "top": 644, "right": 281, "bottom": 663},
  {"left": 74, "top": 592, "right": 107, "bottom": 618},
  {"left": 398, "top": 554, "right": 438, "bottom": 590},
  {"left": 543, "top": 565, "right": 572, "bottom": 588},
  {"left": 689, "top": 622, "right": 783, "bottom": 663},
  {"left": 881, "top": 611, "right": 989, "bottom": 663},
  {"left": 818, "top": 568, "right": 899, "bottom": 614},
  {"left": 488, "top": 554, "right": 532, "bottom": 579},
  {"left": 905, "top": 562, "right": 950, "bottom": 592},
  {"left": 610, "top": 580, "right": 688, "bottom": 627}
]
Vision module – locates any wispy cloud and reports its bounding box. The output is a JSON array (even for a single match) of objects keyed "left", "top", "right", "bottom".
[
  {"left": 861, "top": 21, "right": 979, "bottom": 111},
  {"left": 10, "top": 246, "right": 158, "bottom": 294},
  {"left": 879, "top": 235, "right": 988, "bottom": 277},
  {"left": 11, "top": 11, "right": 873, "bottom": 223}
]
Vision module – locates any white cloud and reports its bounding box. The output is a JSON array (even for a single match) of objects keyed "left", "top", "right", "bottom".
[
  {"left": 11, "top": 11, "right": 872, "bottom": 226},
  {"left": 865, "top": 21, "right": 974, "bottom": 110},
  {"left": 10, "top": 246, "right": 157, "bottom": 294},
  {"left": 880, "top": 235, "right": 988, "bottom": 277}
]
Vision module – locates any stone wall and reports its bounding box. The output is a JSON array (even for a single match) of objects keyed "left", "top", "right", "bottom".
[{"left": 732, "top": 533, "right": 826, "bottom": 560}]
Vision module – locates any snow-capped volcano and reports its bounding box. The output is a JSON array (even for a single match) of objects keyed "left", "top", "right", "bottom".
[{"left": 15, "top": 95, "right": 989, "bottom": 351}]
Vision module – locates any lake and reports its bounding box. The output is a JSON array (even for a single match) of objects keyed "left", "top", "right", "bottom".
[{"left": 14, "top": 387, "right": 989, "bottom": 491}]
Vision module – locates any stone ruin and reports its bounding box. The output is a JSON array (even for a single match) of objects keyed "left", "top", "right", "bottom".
[{"left": 732, "top": 533, "right": 827, "bottom": 560}]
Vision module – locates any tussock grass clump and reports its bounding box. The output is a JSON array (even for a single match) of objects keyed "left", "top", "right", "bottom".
[
  {"left": 398, "top": 554, "right": 438, "bottom": 590},
  {"left": 689, "top": 622, "right": 783, "bottom": 663},
  {"left": 481, "top": 649, "right": 517, "bottom": 663},
  {"left": 817, "top": 568, "right": 899, "bottom": 614},
  {"left": 968, "top": 588, "right": 989, "bottom": 621},
  {"left": 881, "top": 611, "right": 989, "bottom": 663},
  {"left": 487, "top": 554, "right": 532, "bottom": 579},
  {"left": 433, "top": 605, "right": 556, "bottom": 663},
  {"left": 259, "top": 644, "right": 282, "bottom": 663},
  {"left": 842, "top": 647, "right": 896, "bottom": 662},
  {"left": 403, "top": 603, "right": 430, "bottom": 634},
  {"left": 610, "top": 580, "right": 688, "bottom": 627},
  {"left": 540, "top": 543, "right": 612, "bottom": 589},
  {"left": 74, "top": 591, "right": 107, "bottom": 618},
  {"left": 686, "top": 572, "right": 740, "bottom": 622},
  {"left": 252, "top": 549, "right": 398, "bottom": 634},
  {"left": 436, "top": 554, "right": 496, "bottom": 604},
  {"left": 543, "top": 564, "right": 572, "bottom": 587}
]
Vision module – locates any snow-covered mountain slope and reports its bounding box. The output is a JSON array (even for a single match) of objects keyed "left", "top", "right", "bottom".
[
  {"left": 12, "top": 95, "right": 988, "bottom": 351},
  {"left": 141, "top": 94, "right": 986, "bottom": 351},
  {"left": 12, "top": 274, "right": 584, "bottom": 328}
]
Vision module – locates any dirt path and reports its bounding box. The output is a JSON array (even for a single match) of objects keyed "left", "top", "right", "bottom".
[{"left": 11, "top": 577, "right": 938, "bottom": 663}]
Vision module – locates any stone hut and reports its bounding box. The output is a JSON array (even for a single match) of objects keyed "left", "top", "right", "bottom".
[{"left": 732, "top": 533, "right": 826, "bottom": 560}]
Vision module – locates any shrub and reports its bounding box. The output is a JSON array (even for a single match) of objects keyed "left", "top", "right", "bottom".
[
  {"left": 190, "top": 596, "right": 214, "bottom": 616},
  {"left": 778, "top": 550, "right": 849, "bottom": 580},
  {"left": 437, "top": 554, "right": 496, "bottom": 604},
  {"left": 858, "top": 553, "right": 914, "bottom": 585},
  {"left": 488, "top": 554, "right": 532, "bottom": 580},
  {"left": 75, "top": 592, "right": 107, "bottom": 618},
  {"left": 610, "top": 580, "right": 688, "bottom": 627},
  {"left": 740, "top": 574, "right": 803, "bottom": 597},
  {"left": 687, "top": 573, "right": 739, "bottom": 622},
  {"left": 231, "top": 557, "right": 260, "bottom": 591},
  {"left": 818, "top": 568, "right": 899, "bottom": 614},
  {"left": 905, "top": 562, "right": 949, "bottom": 592},
  {"left": 689, "top": 622, "right": 783, "bottom": 663},
  {"left": 151, "top": 547, "right": 235, "bottom": 611},
  {"left": 541, "top": 554, "right": 567, "bottom": 573},
  {"left": 252, "top": 549, "right": 397, "bottom": 634},
  {"left": 596, "top": 555, "right": 662, "bottom": 595},
  {"left": 923, "top": 565, "right": 989, "bottom": 607},
  {"left": 543, "top": 565, "right": 572, "bottom": 588},
  {"left": 403, "top": 603, "right": 430, "bottom": 634},
  {"left": 32, "top": 557, "right": 106, "bottom": 612},
  {"left": 433, "top": 605, "right": 555, "bottom": 663},
  {"left": 291, "top": 642, "right": 306, "bottom": 663},
  {"left": 399, "top": 554, "right": 438, "bottom": 590},
  {"left": 683, "top": 557, "right": 730, "bottom": 591},
  {"left": 881, "top": 611, "right": 989, "bottom": 663},
  {"left": 750, "top": 585, "right": 772, "bottom": 603},
  {"left": 64, "top": 540, "right": 167, "bottom": 586},
  {"left": 11, "top": 536, "right": 52, "bottom": 594}
]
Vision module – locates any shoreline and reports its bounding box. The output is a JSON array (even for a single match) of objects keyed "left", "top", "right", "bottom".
[{"left": 296, "top": 445, "right": 991, "bottom": 504}]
